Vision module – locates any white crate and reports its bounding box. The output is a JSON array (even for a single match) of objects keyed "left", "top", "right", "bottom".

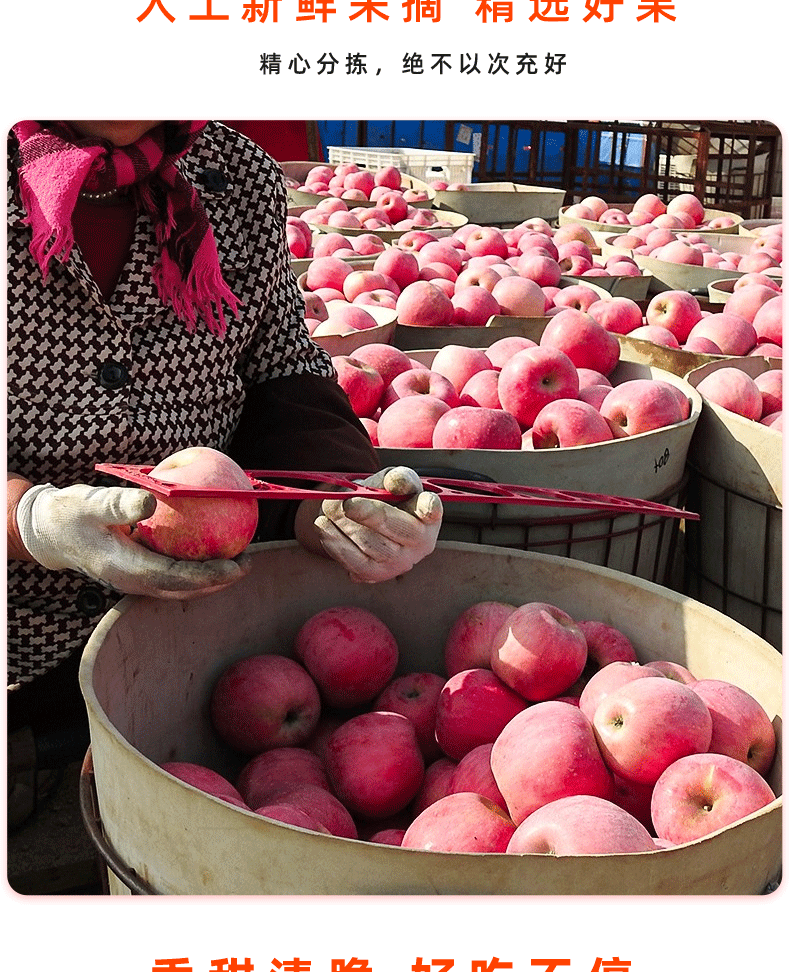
[{"left": 327, "top": 145, "right": 475, "bottom": 184}]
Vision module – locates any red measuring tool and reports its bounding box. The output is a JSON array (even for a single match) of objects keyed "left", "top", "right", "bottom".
[{"left": 95, "top": 464, "right": 699, "bottom": 521}]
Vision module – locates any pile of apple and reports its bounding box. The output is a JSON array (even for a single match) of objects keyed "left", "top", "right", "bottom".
[
  {"left": 291, "top": 161, "right": 431, "bottom": 204},
  {"left": 606, "top": 221, "right": 783, "bottom": 277},
  {"left": 695, "top": 366, "right": 782, "bottom": 431},
  {"left": 331, "top": 324, "right": 691, "bottom": 450},
  {"left": 162, "top": 599, "right": 777, "bottom": 856},
  {"left": 592, "top": 279, "right": 783, "bottom": 359},
  {"left": 564, "top": 191, "right": 738, "bottom": 231}
]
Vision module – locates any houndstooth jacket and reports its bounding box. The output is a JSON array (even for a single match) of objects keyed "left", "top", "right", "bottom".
[{"left": 6, "top": 121, "right": 370, "bottom": 687}]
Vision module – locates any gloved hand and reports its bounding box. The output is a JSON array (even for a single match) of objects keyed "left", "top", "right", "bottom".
[
  {"left": 15, "top": 483, "right": 250, "bottom": 599},
  {"left": 314, "top": 466, "right": 443, "bottom": 584}
]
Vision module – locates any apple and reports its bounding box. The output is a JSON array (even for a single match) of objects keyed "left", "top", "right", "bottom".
[
  {"left": 754, "top": 369, "right": 782, "bottom": 417},
  {"left": 402, "top": 792, "right": 515, "bottom": 852},
  {"left": 599, "top": 379, "right": 684, "bottom": 437},
  {"left": 417, "top": 240, "right": 465, "bottom": 274},
  {"left": 459, "top": 369, "right": 503, "bottom": 409},
  {"left": 293, "top": 605, "right": 399, "bottom": 708},
  {"left": 434, "top": 667, "right": 527, "bottom": 761},
  {"left": 133, "top": 446, "right": 258, "bottom": 562},
  {"left": 253, "top": 803, "right": 331, "bottom": 834},
  {"left": 304, "top": 256, "right": 354, "bottom": 293},
  {"left": 651, "top": 752, "right": 776, "bottom": 844},
  {"left": 366, "top": 828, "right": 406, "bottom": 846},
  {"left": 686, "top": 313, "right": 757, "bottom": 356},
  {"left": 375, "top": 190, "right": 409, "bottom": 224},
  {"left": 552, "top": 284, "right": 602, "bottom": 313},
  {"left": 350, "top": 343, "right": 414, "bottom": 386},
  {"left": 724, "top": 283, "right": 781, "bottom": 324},
  {"left": 578, "top": 661, "right": 663, "bottom": 723},
  {"left": 324, "top": 301, "right": 380, "bottom": 331},
  {"left": 260, "top": 782, "right": 359, "bottom": 838},
  {"left": 354, "top": 289, "right": 398, "bottom": 310},
  {"left": 332, "top": 355, "right": 385, "bottom": 418},
  {"left": 506, "top": 794, "right": 656, "bottom": 855},
  {"left": 516, "top": 253, "right": 562, "bottom": 288},
  {"left": 643, "top": 659, "right": 698, "bottom": 685},
  {"left": 628, "top": 324, "right": 681, "bottom": 349},
  {"left": 209, "top": 653, "right": 321, "bottom": 755},
  {"left": 633, "top": 193, "right": 667, "bottom": 218},
  {"left": 490, "top": 601, "right": 588, "bottom": 702},
  {"left": 373, "top": 248, "right": 421, "bottom": 290},
  {"left": 540, "top": 308, "right": 620, "bottom": 375},
  {"left": 376, "top": 395, "right": 452, "bottom": 448},
  {"left": 683, "top": 335, "right": 722, "bottom": 354},
  {"left": 160, "top": 762, "right": 246, "bottom": 807},
  {"left": 645, "top": 290, "right": 703, "bottom": 343},
  {"left": 610, "top": 773, "right": 656, "bottom": 833},
  {"left": 530, "top": 399, "right": 614, "bottom": 448},
  {"left": 592, "top": 677, "right": 713, "bottom": 786},
  {"left": 577, "top": 620, "right": 638, "bottom": 674},
  {"left": 443, "top": 600, "right": 517, "bottom": 676},
  {"left": 485, "top": 335, "right": 539, "bottom": 368},
  {"left": 326, "top": 711, "right": 425, "bottom": 819},
  {"left": 694, "top": 368, "right": 763, "bottom": 421},
  {"left": 432, "top": 406, "right": 523, "bottom": 450},
  {"left": 691, "top": 679, "right": 776, "bottom": 776},
  {"left": 411, "top": 756, "right": 457, "bottom": 816},
  {"left": 396, "top": 280, "right": 454, "bottom": 327},
  {"left": 761, "top": 411, "right": 782, "bottom": 429},
  {"left": 373, "top": 671, "right": 447, "bottom": 762},
  {"left": 490, "top": 275, "right": 546, "bottom": 318},
  {"left": 654, "top": 240, "right": 704, "bottom": 266},
  {"left": 398, "top": 230, "right": 439, "bottom": 252},
  {"left": 490, "top": 701, "right": 614, "bottom": 825},
  {"left": 342, "top": 270, "right": 399, "bottom": 303},
  {"left": 587, "top": 297, "right": 643, "bottom": 335},
  {"left": 236, "top": 747, "right": 331, "bottom": 809},
  {"left": 303, "top": 291, "right": 328, "bottom": 323},
  {"left": 752, "top": 296, "right": 783, "bottom": 347},
  {"left": 380, "top": 368, "right": 462, "bottom": 410},
  {"left": 430, "top": 345, "right": 494, "bottom": 394},
  {"left": 497, "top": 345, "right": 580, "bottom": 429},
  {"left": 451, "top": 286, "right": 502, "bottom": 326},
  {"left": 448, "top": 743, "right": 507, "bottom": 811},
  {"left": 667, "top": 193, "right": 705, "bottom": 226}
]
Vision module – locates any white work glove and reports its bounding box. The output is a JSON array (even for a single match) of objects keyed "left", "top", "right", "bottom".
[
  {"left": 15, "top": 483, "right": 250, "bottom": 599},
  {"left": 315, "top": 466, "right": 443, "bottom": 584}
]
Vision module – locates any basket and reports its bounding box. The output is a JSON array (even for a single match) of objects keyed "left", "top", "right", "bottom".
[
  {"left": 432, "top": 183, "right": 566, "bottom": 225},
  {"left": 327, "top": 146, "right": 475, "bottom": 186},
  {"left": 683, "top": 358, "right": 782, "bottom": 650},
  {"left": 78, "top": 541, "right": 781, "bottom": 896}
]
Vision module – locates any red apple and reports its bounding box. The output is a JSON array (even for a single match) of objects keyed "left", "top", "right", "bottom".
[
  {"left": 395, "top": 280, "right": 454, "bottom": 327},
  {"left": 651, "top": 752, "right": 775, "bottom": 844},
  {"left": 752, "top": 296, "right": 783, "bottom": 347},
  {"left": 643, "top": 659, "right": 698, "bottom": 685},
  {"left": 485, "top": 335, "right": 539, "bottom": 368},
  {"left": 506, "top": 794, "right": 656, "bottom": 855},
  {"left": 350, "top": 343, "right": 414, "bottom": 386},
  {"left": 411, "top": 756, "right": 457, "bottom": 816},
  {"left": 691, "top": 678, "right": 776, "bottom": 776},
  {"left": 376, "top": 395, "right": 452, "bottom": 448},
  {"left": 695, "top": 368, "right": 763, "bottom": 421},
  {"left": 434, "top": 667, "right": 527, "bottom": 761},
  {"left": 134, "top": 446, "right": 258, "bottom": 561},
  {"left": 459, "top": 369, "right": 503, "bottom": 409},
  {"left": 490, "top": 275, "right": 546, "bottom": 318},
  {"left": 373, "top": 248, "right": 421, "bottom": 291},
  {"left": 432, "top": 406, "right": 522, "bottom": 450},
  {"left": 448, "top": 743, "right": 507, "bottom": 810},
  {"left": 450, "top": 286, "right": 502, "bottom": 327},
  {"left": 577, "top": 620, "right": 638, "bottom": 673},
  {"left": 540, "top": 308, "right": 621, "bottom": 375},
  {"left": 755, "top": 369, "right": 782, "bottom": 417},
  {"left": 645, "top": 290, "right": 703, "bottom": 343},
  {"left": 293, "top": 605, "right": 399, "bottom": 708},
  {"left": 588, "top": 297, "right": 643, "bottom": 335},
  {"left": 253, "top": 803, "right": 331, "bottom": 834},
  {"left": 497, "top": 345, "right": 580, "bottom": 429},
  {"left": 490, "top": 601, "right": 588, "bottom": 702},
  {"left": 443, "top": 600, "right": 517, "bottom": 676},
  {"left": 160, "top": 762, "right": 246, "bottom": 807},
  {"left": 592, "top": 677, "right": 713, "bottom": 786},
  {"left": 209, "top": 654, "right": 321, "bottom": 755},
  {"left": 261, "top": 782, "right": 358, "bottom": 838},
  {"left": 373, "top": 671, "right": 447, "bottom": 763},
  {"left": 430, "top": 345, "right": 494, "bottom": 395},
  {"left": 402, "top": 792, "right": 515, "bottom": 852},
  {"left": 578, "top": 661, "right": 663, "bottom": 723},
  {"left": 326, "top": 711, "right": 425, "bottom": 819},
  {"left": 531, "top": 398, "right": 615, "bottom": 448},
  {"left": 332, "top": 355, "right": 385, "bottom": 418},
  {"left": 490, "top": 701, "right": 614, "bottom": 825},
  {"left": 686, "top": 313, "right": 757, "bottom": 356},
  {"left": 599, "top": 379, "right": 684, "bottom": 437},
  {"left": 236, "top": 747, "right": 330, "bottom": 809},
  {"left": 380, "top": 368, "right": 462, "bottom": 410}
]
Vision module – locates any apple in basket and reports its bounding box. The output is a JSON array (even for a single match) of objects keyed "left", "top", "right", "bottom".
[{"left": 134, "top": 446, "right": 258, "bottom": 561}]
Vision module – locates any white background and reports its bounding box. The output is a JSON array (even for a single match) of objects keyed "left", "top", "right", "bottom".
[{"left": 3, "top": 1, "right": 787, "bottom": 970}]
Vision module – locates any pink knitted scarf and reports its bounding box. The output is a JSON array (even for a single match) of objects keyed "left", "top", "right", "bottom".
[{"left": 11, "top": 120, "right": 239, "bottom": 336}]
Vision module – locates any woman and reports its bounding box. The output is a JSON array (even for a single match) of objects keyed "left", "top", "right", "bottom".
[{"left": 6, "top": 120, "right": 441, "bottom": 774}]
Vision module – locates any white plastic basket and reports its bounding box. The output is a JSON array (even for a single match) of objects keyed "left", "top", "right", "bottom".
[{"left": 327, "top": 145, "right": 475, "bottom": 185}]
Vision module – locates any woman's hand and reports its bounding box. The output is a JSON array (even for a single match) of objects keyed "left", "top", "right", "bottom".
[
  {"left": 14, "top": 483, "right": 250, "bottom": 599},
  {"left": 304, "top": 466, "right": 443, "bottom": 584}
]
